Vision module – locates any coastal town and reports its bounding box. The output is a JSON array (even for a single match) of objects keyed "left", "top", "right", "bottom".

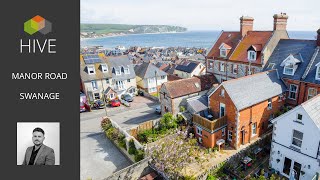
[{"left": 80, "top": 13, "right": 320, "bottom": 180}]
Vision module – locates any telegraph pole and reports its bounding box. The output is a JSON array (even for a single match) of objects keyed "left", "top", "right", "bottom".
[
  {"left": 100, "top": 78, "right": 108, "bottom": 116},
  {"left": 155, "top": 70, "right": 159, "bottom": 100}
]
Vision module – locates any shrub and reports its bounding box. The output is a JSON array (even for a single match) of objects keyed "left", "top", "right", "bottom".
[
  {"left": 106, "top": 127, "right": 119, "bottom": 141},
  {"left": 134, "top": 149, "right": 144, "bottom": 162},
  {"left": 206, "top": 175, "right": 217, "bottom": 180},
  {"left": 118, "top": 134, "right": 127, "bottom": 150},
  {"left": 179, "top": 106, "right": 186, "bottom": 112},
  {"left": 128, "top": 139, "right": 137, "bottom": 155},
  {"left": 101, "top": 118, "right": 112, "bottom": 131},
  {"left": 160, "top": 112, "right": 178, "bottom": 129}
]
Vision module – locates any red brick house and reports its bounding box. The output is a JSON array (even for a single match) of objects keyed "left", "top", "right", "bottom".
[
  {"left": 206, "top": 13, "right": 289, "bottom": 83},
  {"left": 263, "top": 29, "right": 320, "bottom": 107},
  {"left": 194, "top": 70, "right": 286, "bottom": 149}
]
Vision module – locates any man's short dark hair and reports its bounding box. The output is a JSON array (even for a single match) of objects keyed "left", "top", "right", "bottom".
[{"left": 33, "top": 127, "right": 45, "bottom": 135}]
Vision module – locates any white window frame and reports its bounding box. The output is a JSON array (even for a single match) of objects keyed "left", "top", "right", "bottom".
[
  {"left": 267, "top": 98, "right": 272, "bottom": 110},
  {"left": 87, "top": 65, "right": 95, "bottom": 75},
  {"left": 196, "top": 126, "right": 202, "bottom": 136},
  {"left": 307, "top": 88, "right": 317, "bottom": 100},
  {"left": 94, "top": 92, "right": 100, "bottom": 99},
  {"left": 289, "top": 84, "right": 298, "bottom": 100},
  {"left": 252, "top": 123, "right": 257, "bottom": 137},
  {"left": 316, "top": 66, "right": 320, "bottom": 80},
  {"left": 101, "top": 64, "right": 108, "bottom": 73},
  {"left": 222, "top": 128, "right": 225, "bottom": 136},
  {"left": 220, "top": 48, "right": 227, "bottom": 57},
  {"left": 161, "top": 75, "right": 165, "bottom": 79},
  {"left": 248, "top": 50, "right": 257, "bottom": 61},
  {"left": 109, "top": 93, "right": 115, "bottom": 99},
  {"left": 116, "top": 81, "right": 125, "bottom": 90},
  {"left": 106, "top": 78, "right": 110, "bottom": 84},
  {"left": 232, "top": 64, "right": 238, "bottom": 74},
  {"left": 219, "top": 103, "right": 226, "bottom": 117},
  {"left": 148, "top": 77, "right": 155, "bottom": 84},
  {"left": 91, "top": 81, "right": 98, "bottom": 90},
  {"left": 198, "top": 137, "right": 203, "bottom": 144},
  {"left": 209, "top": 62, "right": 213, "bottom": 69},
  {"left": 228, "top": 130, "right": 232, "bottom": 141},
  {"left": 124, "top": 67, "right": 130, "bottom": 74},
  {"left": 127, "top": 79, "right": 131, "bottom": 83},
  {"left": 115, "top": 69, "right": 121, "bottom": 76},
  {"left": 220, "top": 62, "right": 225, "bottom": 72},
  {"left": 283, "top": 63, "right": 295, "bottom": 75},
  {"left": 292, "top": 130, "right": 303, "bottom": 148}
]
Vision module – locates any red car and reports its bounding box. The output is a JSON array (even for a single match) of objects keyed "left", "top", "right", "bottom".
[{"left": 110, "top": 99, "right": 121, "bottom": 107}]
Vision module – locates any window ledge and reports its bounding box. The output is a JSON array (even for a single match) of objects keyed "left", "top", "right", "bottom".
[{"left": 293, "top": 120, "right": 303, "bottom": 125}]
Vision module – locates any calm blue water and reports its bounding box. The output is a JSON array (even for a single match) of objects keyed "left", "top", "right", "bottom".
[{"left": 81, "top": 31, "right": 317, "bottom": 49}]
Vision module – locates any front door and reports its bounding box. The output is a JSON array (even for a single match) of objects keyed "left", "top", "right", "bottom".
[
  {"left": 241, "top": 130, "right": 245, "bottom": 145},
  {"left": 282, "top": 157, "right": 301, "bottom": 180}
]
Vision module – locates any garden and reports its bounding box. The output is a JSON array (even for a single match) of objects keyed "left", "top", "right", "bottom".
[
  {"left": 101, "top": 118, "right": 144, "bottom": 162},
  {"left": 136, "top": 112, "right": 185, "bottom": 144}
]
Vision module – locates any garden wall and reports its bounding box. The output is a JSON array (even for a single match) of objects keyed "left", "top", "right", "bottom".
[
  {"left": 105, "top": 158, "right": 153, "bottom": 180},
  {"left": 138, "top": 89, "right": 160, "bottom": 102}
]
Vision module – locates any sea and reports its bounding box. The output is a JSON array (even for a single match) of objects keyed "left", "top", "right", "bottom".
[{"left": 81, "top": 31, "right": 317, "bottom": 49}]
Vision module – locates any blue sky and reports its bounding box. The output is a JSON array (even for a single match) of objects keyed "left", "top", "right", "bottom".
[{"left": 81, "top": 0, "right": 320, "bottom": 31}]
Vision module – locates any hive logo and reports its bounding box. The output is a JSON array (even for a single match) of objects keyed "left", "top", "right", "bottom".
[
  {"left": 24, "top": 15, "right": 52, "bottom": 35},
  {"left": 20, "top": 15, "right": 56, "bottom": 54}
]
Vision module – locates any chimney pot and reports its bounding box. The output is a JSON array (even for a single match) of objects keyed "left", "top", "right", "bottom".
[{"left": 273, "top": 13, "right": 289, "bottom": 31}]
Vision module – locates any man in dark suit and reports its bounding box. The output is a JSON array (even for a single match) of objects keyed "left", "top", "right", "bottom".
[{"left": 22, "top": 127, "right": 55, "bottom": 165}]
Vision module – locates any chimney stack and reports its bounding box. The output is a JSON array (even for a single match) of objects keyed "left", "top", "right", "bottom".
[
  {"left": 240, "top": 16, "right": 254, "bottom": 37},
  {"left": 317, "top": 29, "right": 320, "bottom": 46},
  {"left": 273, "top": 13, "right": 289, "bottom": 31}
]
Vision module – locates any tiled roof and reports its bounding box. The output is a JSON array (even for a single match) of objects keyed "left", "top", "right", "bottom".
[
  {"left": 134, "top": 62, "right": 167, "bottom": 79},
  {"left": 186, "top": 96, "right": 208, "bottom": 113},
  {"left": 80, "top": 54, "right": 112, "bottom": 82},
  {"left": 167, "top": 74, "right": 182, "bottom": 81},
  {"left": 263, "top": 39, "right": 320, "bottom": 84},
  {"left": 162, "top": 77, "right": 202, "bottom": 98},
  {"left": 107, "top": 55, "right": 136, "bottom": 81},
  {"left": 229, "top": 31, "right": 273, "bottom": 64},
  {"left": 207, "top": 31, "right": 242, "bottom": 59},
  {"left": 175, "top": 62, "right": 199, "bottom": 73},
  {"left": 301, "top": 94, "right": 320, "bottom": 129},
  {"left": 221, "top": 70, "right": 286, "bottom": 111}
]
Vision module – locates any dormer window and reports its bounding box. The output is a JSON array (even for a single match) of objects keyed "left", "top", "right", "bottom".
[
  {"left": 121, "top": 66, "right": 125, "bottom": 73},
  {"left": 283, "top": 63, "right": 294, "bottom": 75},
  {"left": 115, "top": 69, "right": 121, "bottom": 75},
  {"left": 124, "top": 67, "right": 130, "bottom": 74},
  {"left": 219, "top": 43, "right": 231, "bottom": 58},
  {"left": 281, "top": 54, "right": 301, "bottom": 76},
  {"left": 87, "top": 65, "right": 95, "bottom": 75},
  {"left": 315, "top": 63, "right": 320, "bottom": 80},
  {"left": 248, "top": 50, "right": 257, "bottom": 61},
  {"left": 101, "top": 64, "right": 108, "bottom": 73}
]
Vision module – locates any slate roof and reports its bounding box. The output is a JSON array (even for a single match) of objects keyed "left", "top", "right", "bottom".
[
  {"left": 80, "top": 54, "right": 112, "bottom": 82},
  {"left": 207, "top": 31, "right": 242, "bottom": 60},
  {"left": 229, "top": 31, "right": 273, "bottom": 64},
  {"left": 301, "top": 94, "right": 320, "bottom": 129},
  {"left": 264, "top": 39, "right": 320, "bottom": 84},
  {"left": 107, "top": 55, "right": 136, "bottom": 81},
  {"left": 221, "top": 70, "right": 286, "bottom": 111},
  {"left": 134, "top": 62, "right": 167, "bottom": 79},
  {"left": 162, "top": 77, "right": 202, "bottom": 98},
  {"left": 175, "top": 62, "right": 199, "bottom": 73},
  {"left": 186, "top": 96, "right": 208, "bottom": 113}
]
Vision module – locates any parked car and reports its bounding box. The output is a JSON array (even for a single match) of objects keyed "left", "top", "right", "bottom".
[
  {"left": 110, "top": 99, "right": 121, "bottom": 107},
  {"left": 121, "top": 94, "right": 133, "bottom": 102},
  {"left": 80, "top": 102, "right": 86, "bottom": 112},
  {"left": 92, "top": 99, "right": 105, "bottom": 109},
  {"left": 155, "top": 106, "right": 161, "bottom": 114}
]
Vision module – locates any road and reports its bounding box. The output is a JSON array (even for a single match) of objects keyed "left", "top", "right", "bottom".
[{"left": 80, "top": 103, "right": 160, "bottom": 180}]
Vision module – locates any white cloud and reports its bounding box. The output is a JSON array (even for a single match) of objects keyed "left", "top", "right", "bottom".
[{"left": 81, "top": 0, "right": 320, "bottom": 31}]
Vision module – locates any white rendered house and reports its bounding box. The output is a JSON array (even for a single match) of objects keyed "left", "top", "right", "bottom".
[{"left": 270, "top": 95, "right": 320, "bottom": 180}]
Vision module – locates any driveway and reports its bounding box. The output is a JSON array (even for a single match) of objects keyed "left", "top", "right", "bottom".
[{"left": 80, "top": 98, "right": 160, "bottom": 180}]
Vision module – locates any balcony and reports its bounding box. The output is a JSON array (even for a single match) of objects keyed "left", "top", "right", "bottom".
[{"left": 193, "top": 114, "right": 227, "bottom": 132}]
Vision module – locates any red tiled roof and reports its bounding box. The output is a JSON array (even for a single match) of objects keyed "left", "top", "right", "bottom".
[
  {"left": 163, "top": 77, "right": 202, "bottom": 98},
  {"left": 229, "top": 31, "right": 273, "bottom": 64},
  {"left": 207, "top": 31, "right": 242, "bottom": 59},
  {"left": 167, "top": 74, "right": 182, "bottom": 81}
]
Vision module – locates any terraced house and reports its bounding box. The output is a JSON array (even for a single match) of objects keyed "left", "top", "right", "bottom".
[
  {"left": 194, "top": 70, "right": 286, "bottom": 149},
  {"left": 206, "top": 13, "right": 289, "bottom": 83},
  {"left": 80, "top": 54, "right": 137, "bottom": 101},
  {"left": 264, "top": 29, "right": 320, "bottom": 106}
]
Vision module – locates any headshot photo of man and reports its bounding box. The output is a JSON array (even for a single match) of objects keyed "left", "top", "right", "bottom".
[
  {"left": 17, "top": 122, "right": 60, "bottom": 165},
  {"left": 22, "top": 127, "right": 55, "bottom": 165}
]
